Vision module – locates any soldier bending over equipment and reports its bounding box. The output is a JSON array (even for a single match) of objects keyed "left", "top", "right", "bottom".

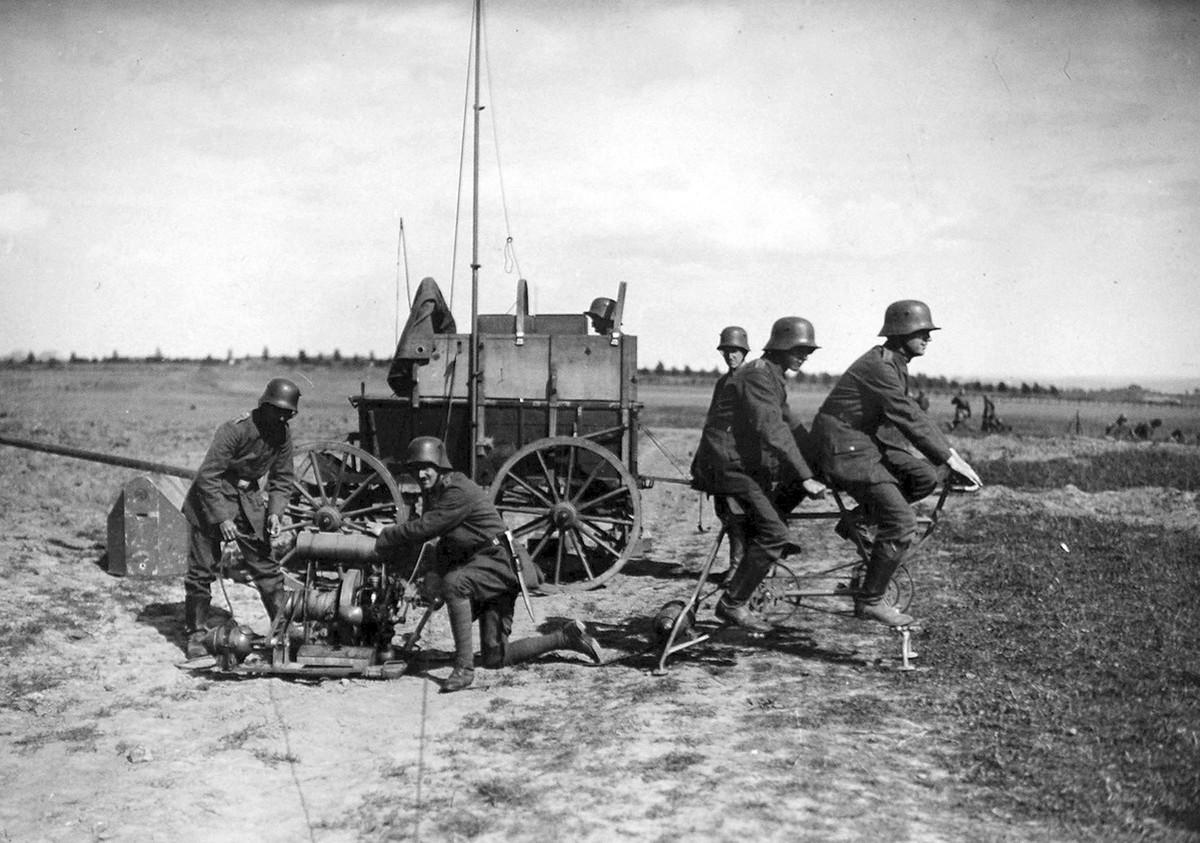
[
  {"left": 811, "top": 300, "right": 983, "bottom": 626},
  {"left": 691, "top": 317, "right": 828, "bottom": 633},
  {"left": 182, "top": 378, "right": 299, "bottom": 658},
  {"left": 376, "top": 437, "right": 603, "bottom": 693}
]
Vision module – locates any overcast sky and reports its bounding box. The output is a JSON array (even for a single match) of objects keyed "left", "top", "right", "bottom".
[{"left": 2, "top": 0, "right": 1197, "bottom": 389}]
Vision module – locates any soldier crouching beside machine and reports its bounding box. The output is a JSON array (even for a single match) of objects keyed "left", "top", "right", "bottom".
[
  {"left": 375, "top": 436, "right": 603, "bottom": 693},
  {"left": 181, "top": 378, "right": 300, "bottom": 659}
]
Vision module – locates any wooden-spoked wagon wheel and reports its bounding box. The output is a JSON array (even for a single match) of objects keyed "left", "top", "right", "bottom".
[
  {"left": 278, "top": 441, "right": 405, "bottom": 556},
  {"left": 489, "top": 436, "right": 642, "bottom": 591}
]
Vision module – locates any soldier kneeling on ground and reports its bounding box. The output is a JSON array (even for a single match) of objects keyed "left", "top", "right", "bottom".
[{"left": 375, "top": 437, "right": 603, "bottom": 693}]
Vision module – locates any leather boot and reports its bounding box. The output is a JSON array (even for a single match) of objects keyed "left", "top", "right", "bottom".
[
  {"left": 257, "top": 579, "right": 284, "bottom": 623},
  {"left": 184, "top": 594, "right": 211, "bottom": 658},
  {"left": 561, "top": 620, "right": 603, "bottom": 664},
  {"left": 854, "top": 539, "right": 913, "bottom": 626},
  {"left": 479, "top": 604, "right": 509, "bottom": 669},
  {"left": 725, "top": 519, "right": 746, "bottom": 579},
  {"left": 442, "top": 597, "right": 477, "bottom": 693},
  {"left": 502, "top": 619, "right": 603, "bottom": 665},
  {"left": 716, "top": 547, "right": 773, "bottom": 632}
]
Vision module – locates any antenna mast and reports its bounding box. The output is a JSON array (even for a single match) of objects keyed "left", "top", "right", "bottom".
[{"left": 468, "top": 0, "right": 483, "bottom": 479}]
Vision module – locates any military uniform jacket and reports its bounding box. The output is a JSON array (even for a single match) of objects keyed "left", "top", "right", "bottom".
[
  {"left": 690, "top": 357, "right": 814, "bottom": 493},
  {"left": 375, "top": 471, "right": 516, "bottom": 583},
  {"left": 811, "top": 345, "right": 951, "bottom": 486},
  {"left": 182, "top": 410, "right": 295, "bottom": 539}
]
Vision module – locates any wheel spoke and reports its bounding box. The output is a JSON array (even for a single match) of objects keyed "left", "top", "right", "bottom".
[
  {"left": 575, "top": 484, "right": 632, "bottom": 515},
  {"left": 306, "top": 452, "right": 330, "bottom": 505},
  {"left": 574, "top": 519, "right": 622, "bottom": 560},
  {"left": 569, "top": 512, "right": 635, "bottom": 528},
  {"left": 331, "top": 454, "right": 347, "bottom": 505},
  {"left": 500, "top": 472, "right": 555, "bottom": 510},
  {"left": 510, "top": 512, "right": 553, "bottom": 538},
  {"left": 531, "top": 450, "right": 564, "bottom": 502},
  {"left": 565, "top": 528, "right": 597, "bottom": 581},
  {"left": 553, "top": 530, "right": 565, "bottom": 584},
  {"left": 340, "top": 501, "right": 400, "bottom": 520},
  {"left": 337, "top": 473, "right": 375, "bottom": 513},
  {"left": 289, "top": 477, "right": 321, "bottom": 509},
  {"left": 567, "top": 459, "right": 607, "bottom": 506}
]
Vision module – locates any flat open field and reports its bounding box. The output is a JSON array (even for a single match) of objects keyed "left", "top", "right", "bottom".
[{"left": 1, "top": 363, "right": 1198, "bottom": 842}]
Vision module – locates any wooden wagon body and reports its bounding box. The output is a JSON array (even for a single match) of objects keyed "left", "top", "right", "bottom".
[{"left": 348, "top": 281, "right": 645, "bottom": 590}]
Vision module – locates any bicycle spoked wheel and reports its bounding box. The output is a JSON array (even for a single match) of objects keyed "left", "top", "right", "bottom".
[{"left": 747, "top": 560, "right": 803, "bottom": 626}]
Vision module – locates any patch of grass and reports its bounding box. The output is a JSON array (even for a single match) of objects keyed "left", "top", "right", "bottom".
[
  {"left": 14, "top": 723, "right": 100, "bottom": 754},
  {"left": 216, "top": 719, "right": 272, "bottom": 750},
  {"left": 2, "top": 668, "right": 66, "bottom": 701},
  {"left": 475, "top": 779, "right": 534, "bottom": 806},
  {"left": 918, "top": 514, "right": 1200, "bottom": 836},
  {"left": 647, "top": 750, "right": 706, "bottom": 773},
  {"left": 436, "top": 811, "right": 490, "bottom": 840},
  {"left": 974, "top": 448, "right": 1200, "bottom": 491},
  {"left": 252, "top": 748, "right": 300, "bottom": 767},
  {"left": 0, "top": 619, "right": 45, "bottom": 658}
]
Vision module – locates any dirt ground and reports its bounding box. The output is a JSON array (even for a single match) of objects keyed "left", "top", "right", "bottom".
[{"left": 0, "top": 367, "right": 1195, "bottom": 842}]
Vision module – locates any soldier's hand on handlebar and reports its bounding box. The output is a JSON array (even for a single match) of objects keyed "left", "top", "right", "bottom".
[
  {"left": 218, "top": 519, "right": 238, "bottom": 542},
  {"left": 946, "top": 449, "right": 983, "bottom": 490},
  {"left": 801, "top": 477, "right": 827, "bottom": 499}
]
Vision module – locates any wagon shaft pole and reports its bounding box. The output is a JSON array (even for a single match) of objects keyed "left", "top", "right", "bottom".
[{"left": 0, "top": 434, "right": 196, "bottom": 480}]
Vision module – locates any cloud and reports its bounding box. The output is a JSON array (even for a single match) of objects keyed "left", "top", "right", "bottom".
[{"left": 0, "top": 193, "right": 50, "bottom": 235}]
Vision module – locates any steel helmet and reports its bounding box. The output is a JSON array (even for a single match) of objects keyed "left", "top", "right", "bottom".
[
  {"left": 258, "top": 378, "right": 301, "bottom": 413},
  {"left": 717, "top": 326, "right": 750, "bottom": 352},
  {"left": 878, "top": 300, "right": 941, "bottom": 337},
  {"left": 584, "top": 297, "right": 616, "bottom": 321},
  {"left": 763, "top": 316, "right": 819, "bottom": 351},
  {"left": 404, "top": 436, "right": 453, "bottom": 470}
]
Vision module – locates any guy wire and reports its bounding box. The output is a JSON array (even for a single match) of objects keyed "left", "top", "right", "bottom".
[
  {"left": 267, "top": 682, "right": 318, "bottom": 843},
  {"left": 414, "top": 676, "right": 431, "bottom": 842},
  {"left": 396, "top": 217, "right": 410, "bottom": 346}
]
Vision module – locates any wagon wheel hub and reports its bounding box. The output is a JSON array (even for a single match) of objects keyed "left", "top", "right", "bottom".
[
  {"left": 313, "top": 505, "right": 343, "bottom": 532},
  {"left": 550, "top": 502, "right": 578, "bottom": 529}
]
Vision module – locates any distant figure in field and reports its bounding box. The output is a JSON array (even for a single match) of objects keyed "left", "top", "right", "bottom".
[
  {"left": 950, "top": 389, "right": 972, "bottom": 429},
  {"left": 1169, "top": 428, "right": 1185, "bottom": 444},
  {"left": 584, "top": 297, "right": 616, "bottom": 335},
  {"left": 1133, "top": 418, "right": 1162, "bottom": 441},
  {"left": 692, "top": 325, "right": 751, "bottom": 581},
  {"left": 1105, "top": 414, "right": 1134, "bottom": 441},
  {"left": 916, "top": 389, "right": 930, "bottom": 412},
  {"left": 980, "top": 394, "right": 1005, "bottom": 433}
]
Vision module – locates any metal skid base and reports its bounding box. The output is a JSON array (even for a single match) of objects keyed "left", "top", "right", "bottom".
[{"left": 180, "top": 641, "right": 413, "bottom": 680}]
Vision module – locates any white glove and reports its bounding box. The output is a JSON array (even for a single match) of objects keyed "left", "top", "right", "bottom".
[{"left": 946, "top": 448, "right": 983, "bottom": 489}]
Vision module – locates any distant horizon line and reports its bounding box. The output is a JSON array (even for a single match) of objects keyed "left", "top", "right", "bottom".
[{"left": 4, "top": 349, "right": 1196, "bottom": 395}]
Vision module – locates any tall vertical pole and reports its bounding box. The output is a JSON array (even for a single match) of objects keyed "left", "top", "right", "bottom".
[{"left": 468, "top": 0, "right": 483, "bottom": 480}]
